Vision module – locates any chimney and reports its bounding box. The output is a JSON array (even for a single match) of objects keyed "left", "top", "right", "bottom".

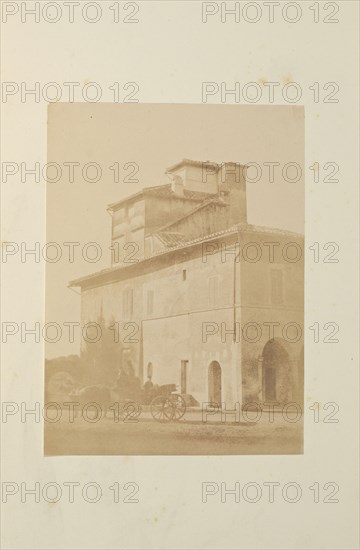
[
  {"left": 218, "top": 162, "right": 247, "bottom": 224},
  {"left": 166, "top": 159, "right": 218, "bottom": 194}
]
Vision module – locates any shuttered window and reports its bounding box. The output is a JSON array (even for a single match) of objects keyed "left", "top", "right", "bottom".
[{"left": 123, "top": 288, "right": 134, "bottom": 318}]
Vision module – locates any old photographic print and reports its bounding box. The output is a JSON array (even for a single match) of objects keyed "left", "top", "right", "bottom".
[
  {"left": 3, "top": 2, "right": 359, "bottom": 549},
  {"left": 44, "top": 103, "right": 304, "bottom": 455}
]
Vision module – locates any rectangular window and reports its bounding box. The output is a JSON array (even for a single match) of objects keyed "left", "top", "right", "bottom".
[
  {"left": 271, "top": 269, "right": 283, "bottom": 305},
  {"left": 123, "top": 288, "right": 134, "bottom": 318},
  {"left": 147, "top": 289, "right": 154, "bottom": 316},
  {"left": 182, "top": 269, "right": 187, "bottom": 281},
  {"left": 209, "top": 276, "right": 218, "bottom": 308},
  {"left": 180, "top": 360, "right": 188, "bottom": 394}
]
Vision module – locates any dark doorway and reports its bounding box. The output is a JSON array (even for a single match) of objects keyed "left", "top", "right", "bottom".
[
  {"left": 262, "top": 339, "right": 290, "bottom": 403},
  {"left": 208, "top": 361, "right": 222, "bottom": 405},
  {"left": 264, "top": 367, "right": 276, "bottom": 400}
]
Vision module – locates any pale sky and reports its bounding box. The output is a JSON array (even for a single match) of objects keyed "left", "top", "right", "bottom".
[{"left": 46, "top": 103, "right": 304, "bottom": 357}]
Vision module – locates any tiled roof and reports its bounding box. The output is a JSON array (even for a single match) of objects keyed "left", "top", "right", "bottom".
[
  {"left": 154, "top": 231, "right": 189, "bottom": 247},
  {"left": 153, "top": 197, "right": 228, "bottom": 235},
  {"left": 108, "top": 183, "right": 215, "bottom": 211},
  {"left": 69, "top": 222, "right": 304, "bottom": 287},
  {"left": 166, "top": 158, "right": 220, "bottom": 172},
  {"left": 144, "top": 184, "right": 215, "bottom": 201},
  {"left": 166, "top": 158, "right": 242, "bottom": 173},
  {"left": 147, "top": 222, "right": 303, "bottom": 259}
]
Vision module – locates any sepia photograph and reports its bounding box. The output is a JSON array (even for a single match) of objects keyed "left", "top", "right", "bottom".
[
  {"left": 45, "top": 103, "right": 304, "bottom": 455},
  {"left": 2, "top": 1, "right": 359, "bottom": 549}
]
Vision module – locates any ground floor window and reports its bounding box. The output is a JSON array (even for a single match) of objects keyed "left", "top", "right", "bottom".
[
  {"left": 208, "top": 361, "right": 222, "bottom": 405},
  {"left": 181, "top": 360, "right": 188, "bottom": 394},
  {"left": 147, "top": 362, "right": 153, "bottom": 378}
]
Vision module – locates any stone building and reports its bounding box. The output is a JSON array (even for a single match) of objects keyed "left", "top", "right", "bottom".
[{"left": 70, "top": 159, "right": 304, "bottom": 408}]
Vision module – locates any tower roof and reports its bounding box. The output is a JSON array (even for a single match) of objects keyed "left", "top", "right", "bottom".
[{"left": 107, "top": 183, "right": 216, "bottom": 212}]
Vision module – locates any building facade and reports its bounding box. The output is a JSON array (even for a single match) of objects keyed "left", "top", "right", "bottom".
[{"left": 70, "top": 159, "right": 304, "bottom": 408}]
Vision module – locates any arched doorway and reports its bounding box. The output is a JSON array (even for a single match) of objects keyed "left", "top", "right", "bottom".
[
  {"left": 208, "top": 361, "right": 222, "bottom": 405},
  {"left": 262, "top": 340, "right": 290, "bottom": 403}
]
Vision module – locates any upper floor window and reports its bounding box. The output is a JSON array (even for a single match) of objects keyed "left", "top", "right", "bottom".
[
  {"left": 182, "top": 269, "right": 187, "bottom": 281},
  {"left": 147, "top": 289, "right": 154, "bottom": 316},
  {"left": 123, "top": 288, "right": 134, "bottom": 318},
  {"left": 270, "top": 269, "right": 283, "bottom": 305},
  {"left": 209, "top": 276, "right": 218, "bottom": 308}
]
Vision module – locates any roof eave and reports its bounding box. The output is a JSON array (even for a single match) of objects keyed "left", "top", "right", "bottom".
[
  {"left": 166, "top": 158, "right": 220, "bottom": 173},
  {"left": 69, "top": 223, "right": 304, "bottom": 289}
]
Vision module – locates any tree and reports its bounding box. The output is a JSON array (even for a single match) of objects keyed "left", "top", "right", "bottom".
[{"left": 81, "top": 313, "right": 123, "bottom": 386}]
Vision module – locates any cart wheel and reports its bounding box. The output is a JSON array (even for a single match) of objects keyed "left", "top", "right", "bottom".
[
  {"left": 168, "top": 394, "right": 186, "bottom": 420},
  {"left": 150, "top": 396, "right": 174, "bottom": 423}
]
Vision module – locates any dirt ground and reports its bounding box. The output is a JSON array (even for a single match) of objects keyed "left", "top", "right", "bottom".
[{"left": 44, "top": 409, "right": 303, "bottom": 455}]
